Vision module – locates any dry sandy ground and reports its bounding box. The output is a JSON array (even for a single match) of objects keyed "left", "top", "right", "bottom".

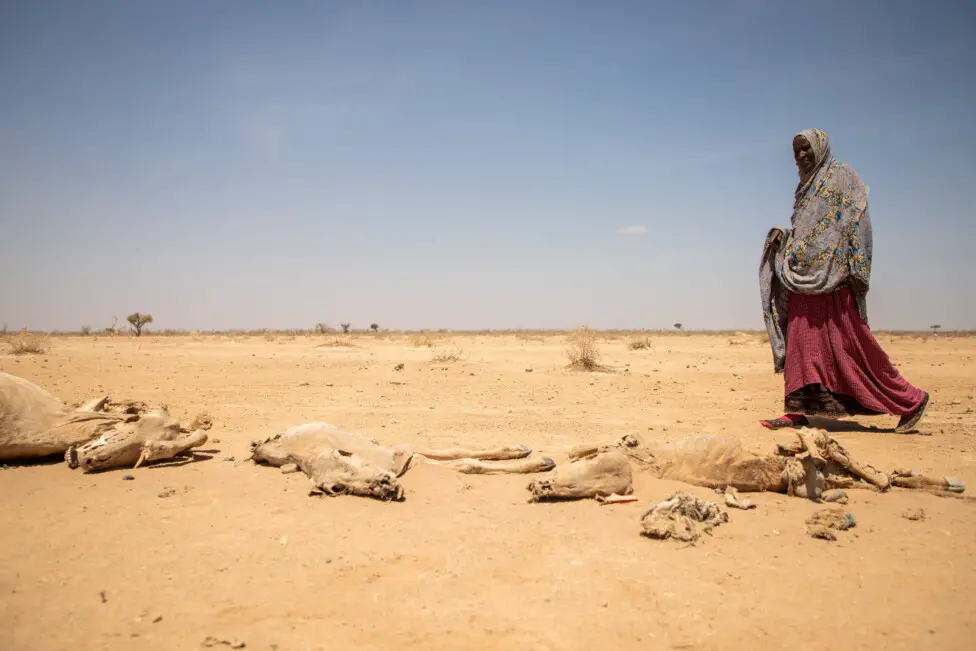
[{"left": 1, "top": 332, "right": 974, "bottom": 651}]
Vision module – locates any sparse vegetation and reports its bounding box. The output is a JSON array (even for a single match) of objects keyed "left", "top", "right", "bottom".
[
  {"left": 80, "top": 325, "right": 91, "bottom": 336},
  {"left": 316, "top": 336, "right": 358, "bottom": 348},
  {"left": 315, "top": 322, "right": 330, "bottom": 334},
  {"left": 629, "top": 337, "right": 652, "bottom": 350},
  {"left": 674, "top": 322, "right": 683, "bottom": 331},
  {"left": 340, "top": 323, "right": 351, "bottom": 334},
  {"left": 6, "top": 327, "right": 973, "bottom": 341},
  {"left": 127, "top": 312, "right": 153, "bottom": 337},
  {"left": 565, "top": 326, "right": 605, "bottom": 371},
  {"left": 431, "top": 346, "right": 465, "bottom": 363},
  {"left": 7, "top": 334, "right": 50, "bottom": 355},
  {"left": 370, "top": 323, "right": 379, "bottom": 332}
]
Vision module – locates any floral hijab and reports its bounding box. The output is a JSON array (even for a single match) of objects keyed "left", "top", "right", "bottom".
[{"left": 758, "top": 128, "right": 873, "bottom": 371}]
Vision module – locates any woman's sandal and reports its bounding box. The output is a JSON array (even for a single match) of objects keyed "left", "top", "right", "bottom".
[
  {"left": 760, "top": 414, "right": 810, "bottom": 430},
  {"left": 895, "top": 392, "right": 929, "bottom": 433}
]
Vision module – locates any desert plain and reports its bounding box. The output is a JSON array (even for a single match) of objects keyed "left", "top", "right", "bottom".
[{"left": 1, "top": 330, "right": 974, "bottom": 651}]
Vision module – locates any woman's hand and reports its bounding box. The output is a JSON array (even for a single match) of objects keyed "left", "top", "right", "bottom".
[{"left": 768, "top": 229, "right": 784, "bottom": 248}]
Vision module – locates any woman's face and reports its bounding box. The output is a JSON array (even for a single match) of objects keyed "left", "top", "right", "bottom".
[{"left": 793, "top": 135, "right": 816, "bottom": 177}]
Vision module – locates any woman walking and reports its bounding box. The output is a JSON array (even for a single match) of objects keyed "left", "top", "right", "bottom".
[{"left": 759, "top": 128, "right": 928, "bottom": 432}]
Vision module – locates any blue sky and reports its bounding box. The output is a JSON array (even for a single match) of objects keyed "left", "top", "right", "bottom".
[{"left": 1, "top": 0, "right": 974, "bottom": 331}]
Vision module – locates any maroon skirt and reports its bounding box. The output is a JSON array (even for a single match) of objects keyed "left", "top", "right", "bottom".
[{"left": 784, "top": 287, "right": 926, "bottom": 418}]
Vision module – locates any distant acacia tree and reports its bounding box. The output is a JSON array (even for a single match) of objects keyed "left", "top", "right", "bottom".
[
  {"left": 370, "top": 323, "right": 379, "bottom": 332},
  {"left": 930, "top": 324, "right": 942, "bottom": 336},
  {"left": 127, "top": 312, "right": 153, "bottom": 337},
  {"left": 340, "top": 323, "right": 351, "bottom": 334},
  {"left": 674, "top": 322, "right": 683, "bottom": 331},
  {"left": 315, "top": 322, "right": 329, "bottom": 334}
]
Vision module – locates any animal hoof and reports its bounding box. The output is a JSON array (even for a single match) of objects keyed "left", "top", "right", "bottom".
[
  {"left": 518, "top": 444, "right": 532, "bottom": 457},
  {"left": 946, "top": 477, "right": 966, "bottom": 493},
  {"left": 538, "top": 457, "right": 556, "bottom": 472}
]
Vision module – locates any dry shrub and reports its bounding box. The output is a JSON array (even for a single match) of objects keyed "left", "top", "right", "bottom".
[
  {"left": 629, "top": 337, "right": 652, "bottom": 351},
  {"left": 431, "top": 346, "right": 465, "bottom": 363},
  {"left": 316, "top": 337, "right": 359, "bottom": 348},
  {"left": 411, "top": 332, "right": 437, "bottom": 348},
  {"left": 565, "top": 327, "right": 605, "bottom": 371},
  {"left": 7, "top": 334, "right": 50, "bottom": 356}
]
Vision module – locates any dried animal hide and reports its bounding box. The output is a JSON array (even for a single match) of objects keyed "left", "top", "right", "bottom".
[
  {"left": 526, "top": 450, "right": 633, "bottom": 502},
  {"left": 565, "top": 428, "right": 965, "bottom": 502},
  {"left": 1, "top": 373, "right": 134, "bottom": 460},
  {"left": 1, "top": 372, "right": 211, "bottom": 470},
  {"left": 640, "top": 492, "right": 729, "bottom": 543},
  {"left": 251, "top": 423, "right": 406, "bottom": 501}
]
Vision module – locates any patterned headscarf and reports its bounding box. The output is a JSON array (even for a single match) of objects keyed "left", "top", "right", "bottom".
[{"left": 793, "top": 128, "right": 833, "bottom": 204}]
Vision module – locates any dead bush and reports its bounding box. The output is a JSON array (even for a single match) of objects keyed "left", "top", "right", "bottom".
[
  {"left": 7, "top": 335, "right": 50, "bottom": 356},
  {"left": 565, "top": 327, "right": 604, "bottom": 371},
  {"left": 431, "top": 346, "right": 466, "bottom": 363},
  {"left": 316, "top": 337, "right": 358, "bottom": 348},
  {"left": 411, "top": 332, "right": 437, "bottom": 347},
  {"left": 629, "top": 337, "right": 652, "bottom": 350}
]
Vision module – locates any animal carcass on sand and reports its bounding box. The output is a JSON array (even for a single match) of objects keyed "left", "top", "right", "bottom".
[
  {"left": 0, "top": 371, "right": 212, "bottom": 471},
  {"left": 250, "top": 422, "right": 556, "bottom": 501},
  {"left": 1, "top": 371, "right": 124, "bottom": 460},
  {"left": 527, "top": 429, "right": 966, "bottom": 503},
  {"left": 66, "top": 405, "right": 212, "bottom": 472},
  {"left": 526, "top": 446, "right": 634, "bottom": 502}
]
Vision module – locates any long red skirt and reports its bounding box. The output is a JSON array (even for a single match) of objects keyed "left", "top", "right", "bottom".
[{"left": 784, "top": 287, "right": 926, "bottom": 417}]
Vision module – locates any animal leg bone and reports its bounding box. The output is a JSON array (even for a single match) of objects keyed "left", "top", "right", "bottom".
[
  {"left": 889, "top": 470, "right": 966, "bottom": 494},
  {"left": 822, "top": 439, "right": 890, "bottom": 491},
  {"left": 795, "top": 429, "right": 827, "bottom": 468},
  {"left": 403, "top": 444, "right": 532, "bottom": 461},
  {"left": 423, "top": 455, "right": 555, "bottom": 475}
]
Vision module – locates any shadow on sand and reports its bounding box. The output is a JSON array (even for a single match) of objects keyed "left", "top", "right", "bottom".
[{"left": 806, "top": 416, "right": 924, "bottom": 435}]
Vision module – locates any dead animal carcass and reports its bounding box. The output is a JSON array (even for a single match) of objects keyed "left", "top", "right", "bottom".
[
  {"left": 0, "top": 371, "right": 212, "bottom": 471},
  {"left": 250, "top": 422, "right": 555, "bottom": 501}
]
